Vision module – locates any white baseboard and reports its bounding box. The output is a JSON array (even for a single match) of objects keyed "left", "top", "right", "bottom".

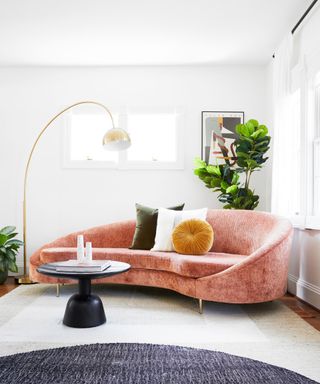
[{"left": 288, "top": 273, "right": 320, "bottom": 310}]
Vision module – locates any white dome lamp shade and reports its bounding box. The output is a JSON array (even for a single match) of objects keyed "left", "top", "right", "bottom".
[{"left": 102, "top": 127, "right": 131, "bottom": 151}]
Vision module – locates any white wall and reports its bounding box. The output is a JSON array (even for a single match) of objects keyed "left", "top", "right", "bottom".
[
  {"left": 0, "top": 65, "right": 268, "bottom": 268},
  {"left": 288, "top": 229, "right": 320, "bottom": 309}
]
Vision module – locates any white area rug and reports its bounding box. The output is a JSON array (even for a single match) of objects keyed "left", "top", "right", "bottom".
[{"left": 0, "top": 284, "right": 320, "bottom": 382}]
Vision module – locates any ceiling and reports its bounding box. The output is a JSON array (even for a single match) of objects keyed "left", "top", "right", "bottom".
[{"left": 0, "top": 0, "right": 313, "bottom": 66}]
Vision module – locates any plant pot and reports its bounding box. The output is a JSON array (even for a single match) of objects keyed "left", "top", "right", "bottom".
[{"left": 0, "top": 270, "right": 8, "bottom": 284}]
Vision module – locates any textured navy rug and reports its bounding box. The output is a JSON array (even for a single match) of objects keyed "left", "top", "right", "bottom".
[{"left": 0, "top": 343, "right": 317, "bottom": 384}]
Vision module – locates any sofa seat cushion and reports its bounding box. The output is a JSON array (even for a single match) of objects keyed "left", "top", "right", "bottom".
[{"left": 39, "top": 247, "right": 247, "bottom": 279}]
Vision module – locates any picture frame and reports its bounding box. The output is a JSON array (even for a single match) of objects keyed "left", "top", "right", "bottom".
[{"left": 201, "top": 111, "right": 244, "bottom": 166}]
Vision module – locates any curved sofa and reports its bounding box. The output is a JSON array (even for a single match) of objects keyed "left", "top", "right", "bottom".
[{"left": 30, "top": 209, "right": 293, "bottom": 304}]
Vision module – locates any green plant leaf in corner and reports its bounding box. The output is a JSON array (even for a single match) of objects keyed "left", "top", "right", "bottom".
[
  {"left": 247, "top": 119, "right": 259, "bottom": 128},
  {"left": 7, "top": 259, "right": 18, "bottom": 273},
  {"left": 0, "top": 226, "right": 16, "bottom": 236},
  {"left": 245, "top": 122, "right": 255, "bottom": 136},
  {"left": 231, "top": 173, "right": 240, "bottom": 184},
  {"left": 226, "top": 185, "right": 238, "bottom": 194},
  {"left": 206, "top": 165, "right": 221, "bottom": 177},
  {"left": 220, "top": 180, "right": 229, "bottom": 191},
  {"left": 0, "top": 234, "right": 8, "bottom": 246},
  {"left": 194, "top": 157, "right": 206, "bottom": 169},
  {"left": 5, "top": 239, "right": 23, "bottom": 247}
]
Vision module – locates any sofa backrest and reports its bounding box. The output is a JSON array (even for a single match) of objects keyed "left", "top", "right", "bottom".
[
  {"left": 37, "top": 209, "right": 290, "bottom": 257},
  {"left": 206, "top": 209, "right": 290, "bottom": 255}
]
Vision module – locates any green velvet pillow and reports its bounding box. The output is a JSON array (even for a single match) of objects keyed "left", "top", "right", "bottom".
[{"left": 130, "top": 203, "right": 185, "bottom": 250}]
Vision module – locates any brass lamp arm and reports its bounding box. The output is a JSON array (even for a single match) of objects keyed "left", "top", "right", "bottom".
[{"left": 20, "top": 101, "right": 116, "bottom": 283}]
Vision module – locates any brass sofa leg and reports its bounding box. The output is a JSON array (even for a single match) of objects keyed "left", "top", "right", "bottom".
[
  {"left": 198, "top": 298, "right": 203, "bottom": 314},
  {"left": 56, "top": 284, "right": 60, "bottom": 297}
]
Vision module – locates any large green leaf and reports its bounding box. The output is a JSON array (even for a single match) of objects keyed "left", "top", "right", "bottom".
[
  {"left": 7, "top": 232, "right": 18, "bottom": 240},
  {"left": 220, "top": 180, "right": 229, "bottom": 191},
  {"left": 226, "top": 185, "right": 238, "bottom": 194},
  {"left": 237, "top": 140, "right": 252, "bottom": 152},
  {"left": 6, "top": 249, "right": 16, "bottom": 261},
  {"left": 7, "top": 259, "right": 18, "bottom": 273},
  {"left": 246, "top": 159, "right": 260, "bottom": 169},
  {"left": 236, "top": 151, "right": 250, "bottom": 159},
  {"left": 258, "top": 124, "right": 268, "bottom": 136},
  {"left": 194, "top": 168, "right": 208, "bottom": 177},
  {"left": 194, "top": 157, "right": 206, "bottom": 169},
  {"left": 245, "top": 122, "right": 255, "bottom": 136},
  {"left": 236, "top": 157, "right": 247, "bottom": 167},
  {"left": 247, "top": 119, "right": 259, "bottom": 128},
  {"left": 206, "top": 165, "right": 221, "bottom": 177},
  {"left": 231, "top": 173, "right": 239, "bottom": 184},
  {"left": 0, "top": 234, "right": 8, "bottom": 246},
  {"left": 251, "top": 129, "right": 264, "bottom": 139},
  {"left": 0, "top": 259, "right": 5, "bottom": 272},
  {"left": 211, "top": 179, "right": 222, "bottom": 188},
  {"left": 236, "top": 123, "right": 253, "bottom": 137},
  {"left": 240, "top": 124, "right": 251, "bottom": 137},
  {"left": 5, "top": 239, "right": 23, "bottom": 247},
  {"left": 0, "top": 226, "right": 16, "bottom": 236}
]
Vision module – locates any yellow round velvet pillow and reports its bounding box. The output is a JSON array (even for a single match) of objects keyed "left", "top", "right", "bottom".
[{"left": 172, "top": 219, "right": 214, "bottom": 255}]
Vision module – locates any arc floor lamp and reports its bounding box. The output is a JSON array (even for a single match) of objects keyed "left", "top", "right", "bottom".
[{"left": 16, "top": 101, "right": 131, "bottom": 284}]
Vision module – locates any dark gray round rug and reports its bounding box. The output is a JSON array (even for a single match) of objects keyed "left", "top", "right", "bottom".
[{"left": 0, "top": 343, "right": 317, "bottom": 384}]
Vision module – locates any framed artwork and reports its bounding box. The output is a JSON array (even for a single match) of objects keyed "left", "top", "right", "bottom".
[{"left": 201, "top": 111, "right": 244, "bottom": 166}]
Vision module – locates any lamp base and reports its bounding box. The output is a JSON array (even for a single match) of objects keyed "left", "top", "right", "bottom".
[{"left": 15, "top": 275, "right": 36, "bottom": 284}]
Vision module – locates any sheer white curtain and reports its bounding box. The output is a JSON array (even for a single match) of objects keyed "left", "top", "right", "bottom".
[{"left": 271, "top": 33, "right": 301, "bottom": 216}]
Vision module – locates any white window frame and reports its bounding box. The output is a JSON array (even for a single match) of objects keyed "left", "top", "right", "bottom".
[{"left": 62, "top": 106, "right": 184, "bottom": 170}]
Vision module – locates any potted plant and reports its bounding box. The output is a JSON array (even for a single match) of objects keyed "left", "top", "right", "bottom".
[
  {"left": 194, "top": 119, "right": 271, "bottom": 210},
  {"left": 0, "top": 226, "right": 23, "bottom": 284}
]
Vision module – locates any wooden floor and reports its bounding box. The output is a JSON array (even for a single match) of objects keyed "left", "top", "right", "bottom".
[
  {"left": 1, "top": 277, "right": 320, "bottom": 331},
  {"left": 279, "top": 294, "right": 320, "bottom": 331},
  {"left": 0, "top": 277, "right": 19, "bottom": 297}
]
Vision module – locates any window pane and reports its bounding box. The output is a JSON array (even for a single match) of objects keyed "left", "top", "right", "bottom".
[
  {"left": 290, "top": 90, "right": 301, "bottom": 215},
  {"left": 126, "top": 114, "right": 177, "bottom": 162},
  {"left": 69, "top": 114, "right": 117, "bottom": 161},
  {"left": 314, "top": 85, "right": 320, "bottom": 216}
]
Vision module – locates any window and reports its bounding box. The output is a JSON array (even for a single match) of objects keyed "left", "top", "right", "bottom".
[
  {"left": 290, "top": 89, "right": 301, "bottom": 216},
  {"left": 68, "top": 113, "right": 118, "bottom": 163},
  {"left": 313, "top": 82, "right": 320, "bottom": 216},
  {"left": 63, "top": 108, "right": 183, "bottom": 169},
  {"left": 290, "top": 68, "right": 320, "bottom": 229},
  {"left": 272, "top": 48, "right": 320, "bottom": 227}
]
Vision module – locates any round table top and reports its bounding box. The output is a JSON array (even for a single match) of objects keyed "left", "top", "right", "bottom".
[{"left": 37, "top": 260, "right": 131, "bottom": 280}]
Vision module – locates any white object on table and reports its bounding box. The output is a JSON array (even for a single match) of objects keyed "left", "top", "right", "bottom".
[
  {"left": 85, "top": 242, "right": 93, "bottom": 262},
  {"left": 77, "top": 235, "right": 85, "bottom": 262}
]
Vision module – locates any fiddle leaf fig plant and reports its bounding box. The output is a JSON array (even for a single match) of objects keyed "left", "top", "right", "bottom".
[
  {"left": 194, "top": 119, "right": 271, "bottom": 210},
  {"left": 0, "top": 226, "right": 23, "bottom": 276}
]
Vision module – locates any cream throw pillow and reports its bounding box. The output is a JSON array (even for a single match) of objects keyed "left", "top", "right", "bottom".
[{"left": 151, "top": 207, "right": 208, "bottom": 252}]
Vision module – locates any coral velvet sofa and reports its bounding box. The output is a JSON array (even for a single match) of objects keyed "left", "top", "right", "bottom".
[{"left": 30, "top": 209, "right": 293, "bottom": 304}]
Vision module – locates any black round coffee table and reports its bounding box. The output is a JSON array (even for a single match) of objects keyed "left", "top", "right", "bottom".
[{"left": 37, "top": 261, "right": 130, "bottom": 328}]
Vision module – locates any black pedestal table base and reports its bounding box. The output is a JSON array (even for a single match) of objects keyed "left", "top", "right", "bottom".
[{"left": 63, "top": 278, "right": 106, "bottom": 328}]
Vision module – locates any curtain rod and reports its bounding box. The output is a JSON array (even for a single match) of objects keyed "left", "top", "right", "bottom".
[
  {"left": 291, "top": 0, "right": 318, "bottom": 34},
  {"left": 272, "top": 0, "right": 318, "bottom": 58}
]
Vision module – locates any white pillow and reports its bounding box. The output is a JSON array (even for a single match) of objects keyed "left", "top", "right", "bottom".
[
  {"left": 151, "top": 207, "right": 208, "bottom": 252},
  {"left": 174, "top": 208, "right": 208, "bottom": 227}
]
